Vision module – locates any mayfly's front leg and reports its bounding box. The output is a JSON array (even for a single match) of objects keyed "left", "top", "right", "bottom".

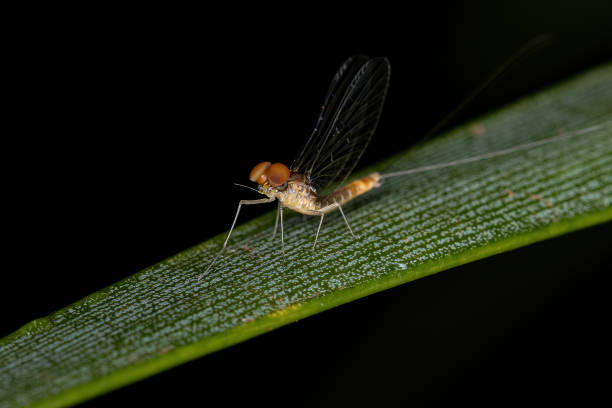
[
  {"left": 311, "top": 200, "right": 356, "bottom": 251},
  {"left": 198, "top": 197, "right": 275, "bottom": 280}
]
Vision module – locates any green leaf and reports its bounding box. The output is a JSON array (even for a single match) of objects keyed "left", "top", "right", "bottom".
[{"left": 2, "top": 63, "right": 611, "bottom": 408}]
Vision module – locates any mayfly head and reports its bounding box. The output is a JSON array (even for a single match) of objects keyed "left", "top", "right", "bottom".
[{"left": 249, "top": 161, "right": 290, "bottom": 195}]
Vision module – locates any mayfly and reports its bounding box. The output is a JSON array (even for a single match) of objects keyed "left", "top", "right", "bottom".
[
  {"left": 201, "top": 49, "right": 606, "bottom": 279},
  {"left": 201, "top": 55, "right": 390, "bottom": 278}
]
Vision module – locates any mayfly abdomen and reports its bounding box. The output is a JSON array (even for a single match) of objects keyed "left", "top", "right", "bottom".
[{"left": 318, "top": 172, "right": 381, "bottom": 212}]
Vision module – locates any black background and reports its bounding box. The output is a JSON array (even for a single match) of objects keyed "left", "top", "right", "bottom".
[{"left": 5, "top": 1, "right": 612, "bottom": 406}]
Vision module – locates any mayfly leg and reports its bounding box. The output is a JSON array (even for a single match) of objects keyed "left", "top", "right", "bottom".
[
  {"left": 198, "top": 197, "right": 275, "bottom": 281},
  {"left": 313, "top": 214, "right": 324, "bottom": 251},
  {"left": 278, "top": 203, "right": 287, "bottom": 289},
  {"left": 312, "top": 201, "right": 356, "bottom": 251},
  {"left": 272, "top": 201, "right": 288, "bottom": 279},
  {"left": 271, "top": 202, "right": 280, "bottom": 241},
  {"left": 279, "top": 203, "right": 284, "bottom": 257},
  {"left": 334, "top": 200, "right": 357, "bottom": 239}
]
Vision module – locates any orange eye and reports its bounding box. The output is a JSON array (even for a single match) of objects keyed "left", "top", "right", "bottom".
[
  {"left": 266, "top": 163, "right": 290, "bottom": 186},
  {"left": 249, "top": 161, "right": 272, "bottom": 184}
]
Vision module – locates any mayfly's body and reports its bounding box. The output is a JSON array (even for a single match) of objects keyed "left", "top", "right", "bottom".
[{"left": 258, "top": 171, "right": 381, "bottom": 216}]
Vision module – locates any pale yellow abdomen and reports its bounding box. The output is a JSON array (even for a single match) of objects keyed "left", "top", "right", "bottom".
[{"left": 318, "top": 172, "right": 380, "bottom": 211}]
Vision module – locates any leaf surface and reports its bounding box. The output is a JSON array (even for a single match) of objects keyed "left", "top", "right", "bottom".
[{"left": 1, "top": 63, "right": 611, "bottom": 408}]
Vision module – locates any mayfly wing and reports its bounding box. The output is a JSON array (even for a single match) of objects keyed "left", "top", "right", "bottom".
[
  {"left": 291, "top": 56, "right": 391, "bottom": 195},
  {"left": 291, "top": 55, "right": 369, "bottom": 173}
]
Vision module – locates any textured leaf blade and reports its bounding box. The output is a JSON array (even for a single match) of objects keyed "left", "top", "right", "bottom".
[{"left": 1, "top": 63, "right": 611, "bottom": 408}]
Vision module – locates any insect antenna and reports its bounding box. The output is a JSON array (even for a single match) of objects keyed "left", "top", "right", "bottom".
[{"left": 234, "top": 183, "right": 261, "bottom": 193}]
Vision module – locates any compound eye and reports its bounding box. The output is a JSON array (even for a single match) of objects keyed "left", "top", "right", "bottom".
[
  {"left": 266, "top": 163, "right": 290, "bottom": 186},
  {"left": 249, "top": 161, "right": 272, "bottom": 185}
]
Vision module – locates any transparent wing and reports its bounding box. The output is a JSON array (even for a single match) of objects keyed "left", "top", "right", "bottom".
[
  {"left": 291, "top": 56, "right": 390, "bottom": 194},
  {"left": 291, "top": 55, "right": 370, "bottom": 173}
]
